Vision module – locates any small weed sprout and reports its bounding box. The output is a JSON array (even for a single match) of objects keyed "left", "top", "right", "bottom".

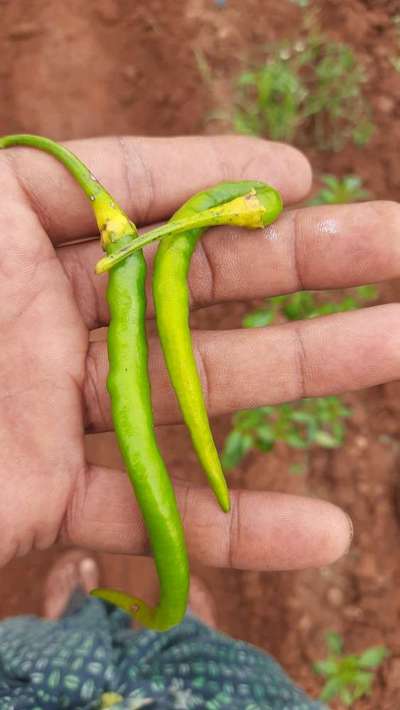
[
  {"left": 314, "top": 631, "right": 388, "bottom": 706},
  {"left": 309, "top": 174, "right": 370, "bottom": 205},
  {"left": 390, "top": 15, "right": 400, "bottom": 72},
  {"left": 233, "top": 61, "right": 306, "bottom": 142},
  {"left": 242, "top": 285, "right": 378, "bottom": 330},
  {"left": 230, "top": 20, "right": 374, "bottom": 150},
  {"left": 222, "top": 398, "right": 350, "bottom": 470}
]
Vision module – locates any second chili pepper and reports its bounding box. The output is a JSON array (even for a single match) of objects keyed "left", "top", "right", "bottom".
[{"left": 152, "top": 182, "right": 283, "bottom": 513}]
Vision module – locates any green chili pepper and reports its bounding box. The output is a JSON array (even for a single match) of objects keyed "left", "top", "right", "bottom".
[
  {"left": 0, "top": 134, "right": 189, "bottom": 631},
  {"left": 95, "top": 231, "right": 189, "bottom": 629},
  {"left": 96, "top": 182, "right": 283, "bottom": 513},
  {"left": 152, "top": 183, "right": 282, "bottom": 513}
]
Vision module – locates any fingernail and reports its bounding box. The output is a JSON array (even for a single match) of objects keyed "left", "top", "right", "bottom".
[
  {"left": 79, "top": 557, "right": 99, "bottom": 588},
  {"left": 80, "top": 557, "right": 97, "bottom": 575}
]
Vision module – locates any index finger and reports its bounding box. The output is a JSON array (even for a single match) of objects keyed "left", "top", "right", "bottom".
[{"left": 1, "top": 134, "right": 312, "bottom": 244}]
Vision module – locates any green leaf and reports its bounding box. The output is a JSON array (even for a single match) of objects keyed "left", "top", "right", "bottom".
[
  {"left": 320, "top": 676, "right": 343, "bottom": 701},
  {"left": 255, "top": 424, "right": 276, "bottom": 451},
  {"left": 356, "top": 284, "right": 378, "bottom": 302},
  {"left": 257, "top": 405, "right": 275, "bottom": 416},
  {"left": 338, "top": 296, "right": 358, "bottom": 311},
  {"left": 285, "top": 432, "right": 308, "bottom": 449},
  {"left": 290, "top": 410, "right": 314, "bottom": 424},
  {"left": 313, "top": 659, "right": 339, "bottom": 676},
  {"left": 221, "top": 431, "right": 253, "bottom": 470},
  {"left": 283, "top": 292, "right": 315, "bottom": 320},
  {"left": 352, "top": 670, "right": 373, "bottom": 696},
  {"left": 358, "top": 646, "right": 388, "bottom": 669},
  {"left": 237, "top": 71, "right": 256, "bottom": 87},
  {"left": 233, "top": 111, "right": 260, "bottom": 136},
  {"left": 326, "top": 631, "right": 344, "bottom": 655},
  {"left": 339, "top": 686, "right": 354, "bottom": 706},
  {"left": 309, "top": 174, "right": 371, "bottom": 206},
  {"left": 236, "top": 409, "right": 264, "bottom": 429},
  {"left": 242, "top": 309, "right": 274, "bottom": 328},
  {"left": 256, "top": 439, "right": 275, "bottom": 453},
  {"left": 313, "top": 430, "right": 340, "bottom": 448}
]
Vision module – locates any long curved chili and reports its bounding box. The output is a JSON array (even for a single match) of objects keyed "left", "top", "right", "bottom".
[
  {"left": 0, "top": 134, "right": 189, "bottom": 630},
  {"left": 152, "top": 182, "right": 282, "bottom": 513},
  {"left": 95, "top": 231, "right": 189, "bottom": 629}
]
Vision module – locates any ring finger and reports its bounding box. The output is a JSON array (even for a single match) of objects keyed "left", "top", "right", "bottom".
[{"left": 84, "top": 302, "right": 400, "bottom": 431}]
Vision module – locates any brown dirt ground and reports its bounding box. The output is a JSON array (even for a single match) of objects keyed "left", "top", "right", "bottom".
[{"left": 1, "top": 0, "right": 400, "bottom": 707}]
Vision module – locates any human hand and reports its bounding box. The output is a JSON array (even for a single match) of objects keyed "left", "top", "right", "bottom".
[{"left": 2, "top": 135, "right": 398, "bottom": 573}]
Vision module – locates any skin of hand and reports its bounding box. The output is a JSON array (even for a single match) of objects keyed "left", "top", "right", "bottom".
[{"left": 2, "top": 134, "right": 400, "bottom": 575}]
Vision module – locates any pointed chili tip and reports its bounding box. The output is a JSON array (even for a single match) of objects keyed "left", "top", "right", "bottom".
[
  {"left": 217, "top": 484, "right": 231, "bottom": 513},
  {"left": 221, "top": 497, "right": 231, "bottom": 513}
]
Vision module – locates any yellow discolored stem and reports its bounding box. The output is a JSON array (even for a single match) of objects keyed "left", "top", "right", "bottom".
[
  {"left": 0, "top": 133, "right": 137, "bottom": 248},
  {"left": 95, "top": 186, "right": 282, "bottom": 274}
]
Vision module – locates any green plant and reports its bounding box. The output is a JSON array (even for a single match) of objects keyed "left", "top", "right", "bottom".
[
  {"left": 309, "top": 174, "right": 370, "bottom": 205},
  {"left": 222, "top": 397, "right": 350, "bottom": 470},
  {"left": 314, "top": 631, "right": 388, "bottom": 706},
  {"left": 231, "top": 20, "right": 374, "bottom": 150},
  {"left": 243, "top": 285, "right": 378, "bottom": 330},
  {"left": 233, "top": 61, "right": 307, "bottom": 141},
  {"left": 390, "top": 15, "right": 400, "bottom": 72}
]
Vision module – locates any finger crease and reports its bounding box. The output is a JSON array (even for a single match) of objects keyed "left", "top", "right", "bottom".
[
  {"left": 117, "top": 136, "right": 155, "bottom": 225},
  {"left": 62, "top": 247, "right": 102, "bottom": 329},
  {"left": 60, "top": 463, "right": 90, "bottom": 546},
  {"left": 208, "top": 137, "right": 230, "bottom": 181},
  {"left": 181, "top": 484, "right": 191, "bottom": 531},
  {"left": 84, "top": 347, "right": 107, "bottom": 432},
  {"left": 197, "top": 238, "right": 216, "bottom": 305},
  {"left": 292, "top": 209, "right": 305, "bottom": 291},
  {"left": 116, "top": 136, "right": 136, "bottom": 210},
  {"left": 227, "top": 493, "right": 240, "bottom": 569},
  {"left": 3, "top": 152, "right": 53, "bottom": 235},
  {"left": 195, "top": 343, "right": 212, "bottom": 411},
  {"left": 292, "top": 324, "right": 307, "bottom": 400}
]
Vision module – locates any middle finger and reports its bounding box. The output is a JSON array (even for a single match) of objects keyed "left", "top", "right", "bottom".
[{"left": 84, "top": 303, "right": 400, "bottom": 432}]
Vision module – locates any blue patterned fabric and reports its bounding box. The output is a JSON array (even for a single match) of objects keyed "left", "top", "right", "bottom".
[{"left": 0, "top": 591, "right": 326, "bottom": 709}]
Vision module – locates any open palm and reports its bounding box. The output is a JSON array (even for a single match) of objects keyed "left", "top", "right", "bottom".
[{"left": 2, "top": 134, "right": 398, "bottom": 575}]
